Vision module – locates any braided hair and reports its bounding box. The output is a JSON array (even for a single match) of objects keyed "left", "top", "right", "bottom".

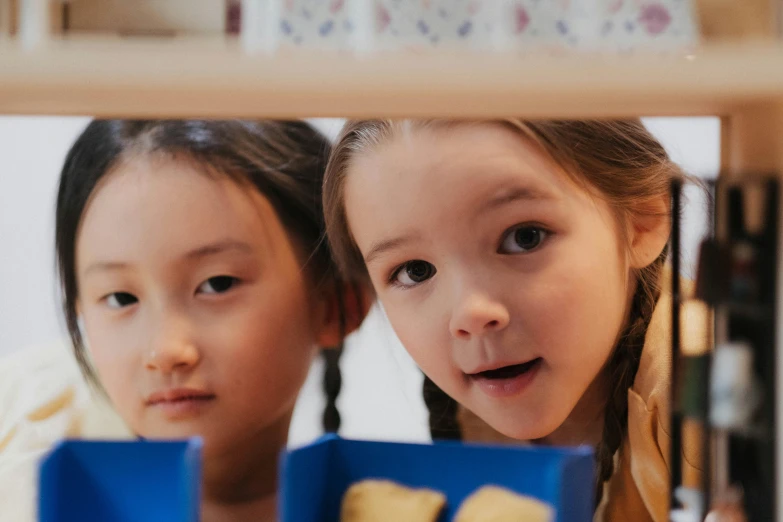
[
  {"left": 321, "top": 346, "right": 344, "bottom": 433},
  {"left": 321, "top": 282, "right": 364, "bottom": 433},
  {"left": 423, "top": 375, "right": 462, "bottom": 441},
  {"left": 593, "top": 251, "right": 666, "bottom": 501}
]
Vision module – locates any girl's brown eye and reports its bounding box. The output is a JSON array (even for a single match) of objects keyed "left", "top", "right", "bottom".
[
  {"left": 499, "top": 226, "right": 547, "bottom": 254},
  {"left": 393, "top": 260, "right": 436, "bottom": 287},
  {"left": 106, "top": 292, "right": 138, "bottom": 308},
  {"left": 198, "top": 276, "right": 239, "bottom": 294}
]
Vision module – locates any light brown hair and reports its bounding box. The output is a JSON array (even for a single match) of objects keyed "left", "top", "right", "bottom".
[{"left": 323, "top": 119, "right": 685, "bottom": 498}]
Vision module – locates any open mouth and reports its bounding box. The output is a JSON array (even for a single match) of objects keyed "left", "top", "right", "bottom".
[
  {"left": 471, "top": 358, "right": 543, "bottom": 380},
  {"left": 468, "top": 358, "right": 543, "bottom": 398}
]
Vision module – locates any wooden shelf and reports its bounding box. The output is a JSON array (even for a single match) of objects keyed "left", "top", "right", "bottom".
[{"left": 1, "top": 36, "right": 783, "bottom": 118}]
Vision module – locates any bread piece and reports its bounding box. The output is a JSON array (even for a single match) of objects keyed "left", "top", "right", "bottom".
[
  {"left": 455, "top": 486, "right": 553, "bottom": 522},
  {"left": 340, "top": 479, "right": 447, "bottom": 522}
]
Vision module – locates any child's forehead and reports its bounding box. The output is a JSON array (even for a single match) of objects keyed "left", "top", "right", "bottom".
[
  {"left": 351, "top": 121, "right": 577, "bottom": 206},
  {"left": 96, "top": 154, "right": 261, "bottom": 205},
  {"left": 77, "top": 157, "right": 281, "bottom": 260}
]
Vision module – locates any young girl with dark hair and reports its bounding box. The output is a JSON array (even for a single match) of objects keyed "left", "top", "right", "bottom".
[{"left": 37, "top": 119, "right": 365, "bottom": 522}]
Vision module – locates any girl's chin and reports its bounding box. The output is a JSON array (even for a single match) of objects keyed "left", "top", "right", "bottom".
[{"left": 469, "top": 408, "right": 566, "bottom": 443}]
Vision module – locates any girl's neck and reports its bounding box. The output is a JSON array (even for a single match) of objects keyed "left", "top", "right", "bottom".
[
  {"left": 201, "top": 411, "right": 293, "bottom": 522},
  {"left": 535, "top": 367, "right": 610, "bottom": 448}
]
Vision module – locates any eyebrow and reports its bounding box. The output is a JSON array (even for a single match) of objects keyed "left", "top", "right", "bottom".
[
  {"left": 82, "top": 239, "right": 254, "bottom": 276},
  {"left": 477, "top": 186, "right": 555, "bottom": 216},
  {"left": 184, "top": 239, "right": 254, "bottom": 260},
  {"left": 364, "top": 235, "right": 419, "bottom": 265},
  {"left": 82, "top": 260, "right": 129, "bottom": 276}
]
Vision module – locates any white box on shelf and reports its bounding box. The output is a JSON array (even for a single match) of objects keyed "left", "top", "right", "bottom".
[
  {"left": 19, "top": 0, "right": 49, "bottom": 48},
  {"left": 241, "top": 0, "right": 280, "bottom": 52}
]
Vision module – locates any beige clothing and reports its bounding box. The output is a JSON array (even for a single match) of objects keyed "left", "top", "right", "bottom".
[{"left": 0, "top": 343, "right": 131, "bottom": 522}]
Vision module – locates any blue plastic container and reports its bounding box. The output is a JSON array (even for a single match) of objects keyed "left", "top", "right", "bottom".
[
  {"left": 38, "top": 438, "right": 202, "bottom": 522},
  {"left": 280, "top": 435, "right": 594, "bottom": 522}
]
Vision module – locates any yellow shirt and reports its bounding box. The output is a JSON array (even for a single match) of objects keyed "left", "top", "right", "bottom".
[
  {"left": 460, "top": 277, "right": 709, "bottom": 522},
  {"left": 597, "top": 279, "right": 708, "bottom": 522}
]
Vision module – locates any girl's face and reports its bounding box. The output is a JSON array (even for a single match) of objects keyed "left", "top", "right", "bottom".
[
  {"left": 76, "top": 156, "right": 330, "bottom": 457},
  {"left": 344, "top": 123, "right": 644, "bottom": 441}
]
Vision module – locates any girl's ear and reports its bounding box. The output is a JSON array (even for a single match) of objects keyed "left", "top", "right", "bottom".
[
  {"left": 628, "top": 195, "right": 671, "bottom": 270},
  {"left": 315, "top": 283, "right": 372, "bottom": 349}
]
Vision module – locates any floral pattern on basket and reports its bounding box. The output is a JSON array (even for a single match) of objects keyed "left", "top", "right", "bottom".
[
  {"left": 507, "top": 0, "right": 697, "bottom": 52},
  {"left": 372, "top": 0, "right": 502, "bottom": 51},
  {"left": 278, "top": 0, "right": 356, "bottom": 49},
  {"left": 271, "top": 0, "right": 697, "bottom": 52}
]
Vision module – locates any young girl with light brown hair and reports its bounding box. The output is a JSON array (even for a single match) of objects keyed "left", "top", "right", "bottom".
[{"left": 322, "top": 119, "right": 710, "bottom": 521}]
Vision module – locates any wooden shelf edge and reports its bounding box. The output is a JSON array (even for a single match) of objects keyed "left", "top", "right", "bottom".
[{"left": 1, "top": 37, "right": 783, "bottom": 118}]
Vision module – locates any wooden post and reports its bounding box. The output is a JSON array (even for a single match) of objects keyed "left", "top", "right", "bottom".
[
  {"left": 696, "top": 0, "right": 779, "bottom": 42},
  {"left": 723, "top": 105, "right": 783, "bottom": 174}
]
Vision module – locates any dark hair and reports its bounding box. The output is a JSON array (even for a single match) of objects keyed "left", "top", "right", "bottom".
[
  {"left": 323, "top": 119, "right": 680, "bottom": 496},
  {"left": 55, "top": 119, "right": 348, "bottom": 434}
]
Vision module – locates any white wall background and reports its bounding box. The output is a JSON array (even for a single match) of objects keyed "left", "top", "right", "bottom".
[{"left": 0, "top": 116, "right": 719, "bottom": 448}]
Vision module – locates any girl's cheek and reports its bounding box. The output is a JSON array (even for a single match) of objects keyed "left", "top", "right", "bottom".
[{"left": 85, "top": 321, "right": 140, "bottom": 394}]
